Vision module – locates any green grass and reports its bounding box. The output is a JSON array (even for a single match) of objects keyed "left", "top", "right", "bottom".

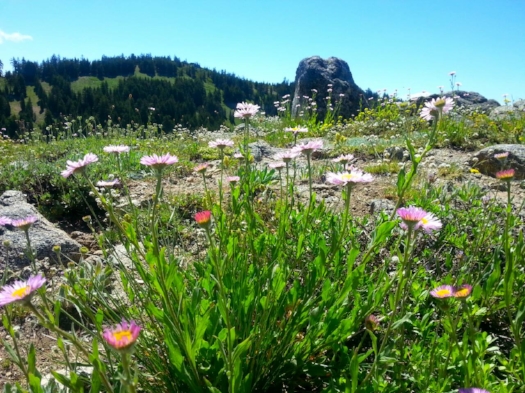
[{"left": 70, "top": 76, "right": 126, "bottom": 93}]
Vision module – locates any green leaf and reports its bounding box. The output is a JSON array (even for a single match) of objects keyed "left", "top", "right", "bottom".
[
  {"left": 232, "top": 337, "right": 252, "bottom": 392},
  {"left": 396, "top": 166, "right": 406, "bottom": 192},
  {"left": 50, "top": 371, "right": 74, "bottom": 389},
  {"left": 369, "top": 221, "right": 397, "bottom": 248},
  {"left": 90, "top": 360, "right": 102, "bottom": 393},
  {"left": 321, "top": 279, "right": 332, "bottom": 302},
  {"left": 296, "top": 233, "right": 305, "bottom": 259},
  {"left": 28, "top": 374, "right": 43, "bottom": 393},
  {"left": 27, "top": 344, "right": 38, "bottom": 377}
]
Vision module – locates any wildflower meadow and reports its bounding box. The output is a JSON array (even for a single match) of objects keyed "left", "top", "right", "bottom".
[{"left": 0, "top": 90, "right": 525, "bottom": 393}]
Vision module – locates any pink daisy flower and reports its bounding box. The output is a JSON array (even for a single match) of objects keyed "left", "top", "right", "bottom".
[
  {"left": 420, "top": 97, "right": 454, "bottom": 120},
  {"left": 291, "top": 140, "right": 323, "bottom": 156},
  {"left": 494, "top": 152, "right": 509, "bottom": 160},
  {"left": 397, "top": 206, "right": 442, "bottom": 232},
  {"left": 496, "top": 168, "right": 515, "bottom": 181},
  {"left": 234, "top": 102, "right": 260, "bottom": 119},
  {"left": 454, "top": 284, "right": 473, "bottom": 299},
  {"left": 96, "top": 179, "right": 121, "bottom": 188},
  {"left": 459, "top": 389, "right": 490, "bottom": 393},
  {"left": 102, "top": 320, "right": 141, "bottom": 352},
  {"left": 269, "top": 162, "right": 286, "bottom": 170},
  {"left": 326, "top": 170, "right": 373, "bottom": 188},
  {"left": 430, "top": 285, "right": 455, "bottom": 299},
  {"left": 227, "top": 176, "right": 240, "bottom": 184},
  {"left": 140, "top": 153, "right": 178, "bottom": 171},
  {"left": 208, "top": 139, "right": 234, "bottom": 149},
  {"left": 12, "top": 216, "right": 38, "bottom": 231},
  {"left": 419, "top": 212, "right": 443, "bottom": 233},
  {"left": 274, "top": 151, "right": 300, "bottom": 163},
  {"left": 61, "top": 153, "right": 99, "bottom": 178},
  {"left": 0, "top": 275, "right": 46, "bottom": 307},
  {"left": 332, "top": 154, "right": 355, "bottom": 164},
  {"left": 194, "top": 163, "right": 209, "bottom": 174},
  {"left": 103, "top": 145, "right": 130, "bottom": 154},
  {"left": 233, "top": 153, "right": 244, "bottom": 160},
  {"left": 0, "top": 216, "right": 12, "bottom": 226}
]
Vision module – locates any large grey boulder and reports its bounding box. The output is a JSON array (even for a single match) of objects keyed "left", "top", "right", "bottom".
[
  {"left": 0, "top": 190, "right": 81, "bottom": 268},
  {"left": 471, "top": 144, "right": 525, "bottom": 179},
  {"left": 291, "top": 56, "right": 365, "bottom": 120}
]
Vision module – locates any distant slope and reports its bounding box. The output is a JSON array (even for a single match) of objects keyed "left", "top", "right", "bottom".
[{"left": 0, "top": 55, "right": 293, "bottom": 136}]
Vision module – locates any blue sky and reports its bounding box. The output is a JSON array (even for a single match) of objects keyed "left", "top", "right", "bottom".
[{"left": 1, "top": 0, "right": 524, "bottom": 102}]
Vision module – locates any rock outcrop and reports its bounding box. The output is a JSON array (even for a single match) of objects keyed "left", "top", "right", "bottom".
[
  {"left": 471, "top": 144, "right": 525, "bottom": 179},
  {"left": 0, "top": 190, "right": 81, "bottom": 268},
  {"left": 422, "top": 91, "right": 500, "bottom": 113},
  {"left": 292, "top": 56, "right": 365, "bottom": 120},
  {"left": 490, "top": 99, "right": 525, "bottom": 120}
]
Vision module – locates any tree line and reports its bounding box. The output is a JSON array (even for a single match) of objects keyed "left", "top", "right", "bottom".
[{"left": 0, "top": 54, "right": 294, "bottom": 138}]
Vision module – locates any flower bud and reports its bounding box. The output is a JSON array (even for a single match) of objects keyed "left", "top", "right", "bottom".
[{"left": 194, "top": 211, "right": 212, "bottom": 228}]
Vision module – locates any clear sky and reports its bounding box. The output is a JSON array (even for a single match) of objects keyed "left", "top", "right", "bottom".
[{"left": 1, "top": 0, "right": 524, "bottom": 103}]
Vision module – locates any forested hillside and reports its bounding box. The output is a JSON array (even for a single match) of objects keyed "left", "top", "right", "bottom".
[{"left": 0, "top": 55, "right": 294, "bottom": 138}]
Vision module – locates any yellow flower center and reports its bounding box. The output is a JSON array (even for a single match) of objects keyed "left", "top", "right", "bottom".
[
  {"left": 455, "top": 289, "right": 469, "bottom": 297},
  {"left": 434, "top": 98, "right": 446, "bottom": 108},
  {"left": 341, "top": 174, "right": 353, "bottom": 181},
  {"left": 421, "top": 217, "right": 428, "bottom": 225},
  {"left": 12, "top": 286, "right": 30, "bottom": 298},
  {"left": 435, "top": 289, "right": 451, "bottom": 297},
  {"left": 113, "top": 330, "right": 132, "bottom": 342}
]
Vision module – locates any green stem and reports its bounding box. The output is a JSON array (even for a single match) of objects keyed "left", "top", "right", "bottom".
[
  {"left": 202, "top": 173, "right": 212, "bottom": 209},
  {"left": 120, "top": 352, "right": 137, "bottom": 393},
  {"left": 23, "top": 230, "right": 36, "bottom": 273},
  {"left": 445, "top": 306, "right": 469, "bottom": 386},
  {"left": 4, "top": 308, "right": 29, "bottom": 380},
  {"left": 360, "top": 226, "right": 414, "bottom": 386},
  {"left": 151, "top": 170, "right": 164, "bottom": 257},
  {"left": 26, "top": 303, "right": 114, "bottom": 393},
  {"left": 204, "top": 226, "right": 235, "bottom": 392},
  {"left": 338, "top": 185, "right": 352, "bottom": 250},
  {"left": 219, "top": 150, "right": 224, "bottom": 210}
]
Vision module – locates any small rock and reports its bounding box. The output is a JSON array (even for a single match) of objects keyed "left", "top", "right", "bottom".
[{"left": 370, "top": 199, "right": 396, "bottom": 215}]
